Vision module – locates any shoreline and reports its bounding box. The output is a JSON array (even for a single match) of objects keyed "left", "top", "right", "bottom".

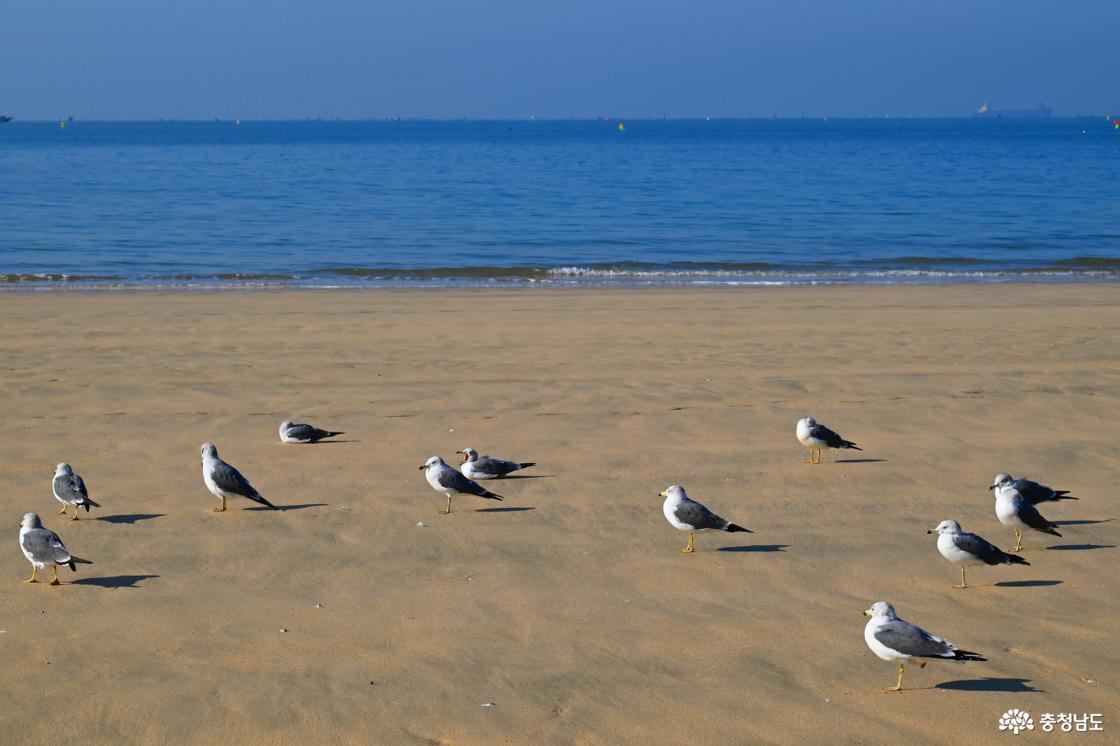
[{"left": 1, "top": 274, "right": 1118, "bottom": 292}]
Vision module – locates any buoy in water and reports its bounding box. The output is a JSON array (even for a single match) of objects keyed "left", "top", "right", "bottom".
[{"left": 618, "top": 122, "right": 625, "bottom": 132}]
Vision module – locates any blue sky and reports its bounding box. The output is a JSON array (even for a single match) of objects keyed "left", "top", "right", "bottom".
[{"left": 1, "top": 0, "right": 1114, "bottom": 119}]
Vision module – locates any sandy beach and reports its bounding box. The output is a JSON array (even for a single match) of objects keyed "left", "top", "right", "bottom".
[{"left": 1, "top": 285, "right": 1116, "bottom": 744}]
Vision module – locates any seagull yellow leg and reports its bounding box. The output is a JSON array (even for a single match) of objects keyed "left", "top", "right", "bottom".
[
  {"left": 49, "top": 565, "right": 60, "bottom": 586},
  {"left": 440, "top": 495, "right": 453, "bottom": 514},
  {"left": 24, "top": 566, "right": 39, "bottom": 583},
  {"left": 886, "top": 664, "right": 905, "bottom": 692},
  {"left": 70, "top": 512, "right": 79, "bottom": 521},
  {"left": 805, "top": 449, "right": 815, "bottom": 464},
  {"left": 1010, "top": 528, "right": 1022, "bottom": 552},
  {"left": 679, "top": 532, "right": 695, "bottom": 553},
  {"left": 213, "top": 496, "right": 227, "bottom": 513},
  {"left": 59, "top": 505, "right": 67, "bottom": 515},
  {"left": 954, "top": 566, "right": 967, "bottom": 589}
]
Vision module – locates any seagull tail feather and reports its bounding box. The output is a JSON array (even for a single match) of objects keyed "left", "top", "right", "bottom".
[
  {"left": 251, "top": 493, "right": 280, "bottom": 510},
  {"left": 67, "top": 556, "right": 93, "bottom": 571},
  {"left": 1006, "top": 554, "right": 1031, "bottom": 566},
  {"left": 1041, "top": 527, "right": 1062, "bottom": 537},
  {"left": 725, "top": 523, "right": 753, "bottom": 533},
  {"left": 483, "top": 491, "right": 504, "bottom": 501},
  {"left": 84, "top": 499, "right": 101, "bottom": 511},
  {"left": 518, "top": 462, "right": 537, "bottom": 470},
  {"left": 324, "top": 431, "right": 344, "bottom": 438},
  {"left": 841, "top": 440, "right": 862, "bottom": 451},
  {"left": 1053, "top": 491, "right": 1076, "bottom": 500},
  {"left": 950, "top": 649, "right": 986, "bottom": 662}
]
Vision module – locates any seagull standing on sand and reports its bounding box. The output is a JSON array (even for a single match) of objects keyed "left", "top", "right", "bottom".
[
  {"left": 993, "top": 480, "right": 1061, "bottom": 552},
  {"left": 52, "top": 463, "right": 100, "bottom": 520},
  {"left": 201, "top": 443, "right": 277, "bottom": 512},
  {"left": 420, "top": 456, "right": 504, "bottom": 514},
  {"left": 660, "top": 485, "right": 751, "bottom": 553},
  {"left": 279, "top": 420, "right": 345, "bottom": 444},
  {"left": 19, "top": 513, "right": 92, "bottom": 585},
  {"left": 928, "top": 520, "right": 1030, "bottom": 589},
  {"left": 863, "top": 601, "right": 986, "bottom": 692},
  {"left": 796, "top": 416, "right": 861, "bottom": 464},
  {"left": 991, "top": 473, "right": 1075, "bottom": 505},
  {"left": 456, "top": 447, "right": 535, "bottom": 480}
]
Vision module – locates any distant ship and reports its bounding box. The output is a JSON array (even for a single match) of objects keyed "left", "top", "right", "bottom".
[
  {"left": 0, "top": 115, "right": 13, "bottom": 123},
  {"left": 975, "top": 101, "right": 1051, "bottom": 118}
]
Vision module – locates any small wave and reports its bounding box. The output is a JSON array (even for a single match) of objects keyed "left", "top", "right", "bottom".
[
  {"left": 1, "top": 261, "right": 1117, "bottom": 290},
  {"left": 1, "top": 273, "right": 125, "bottom": 283}
]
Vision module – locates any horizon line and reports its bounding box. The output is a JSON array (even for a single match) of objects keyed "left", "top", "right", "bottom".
[{"left": 3, "top": 113, "right": 1112, "bottom": 123}]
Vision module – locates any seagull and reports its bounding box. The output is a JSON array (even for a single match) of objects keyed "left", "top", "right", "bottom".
[
  {"left": 993, "top": 480, "right": 1061, "bottom": 551},
  {"left": 456, "top": 447, "right": 536, "bottom": 480},
  {"left": 279, "top": 420, "right": 345, "bottom": 444},
  {"left": 863, "top": 601, "right": 986, "bottom": 692},
  {"left": 796, "top": 416, "right": 861, "bottom": 464},
  {"left": 660, "top": 485, "right": 751, "bottom": 553},
  {"left": 990, "top": 473, "right": 1075, "bottom": 505},
  {"left": 927, "top": 520, "right": 1030, "bottom": 588},
  {"left": 420, "top": 456, "right": 504, "bottom": 514},
  {"left": 52, "top": 463, "right": 101, "bottom": 520},
  {"left": 19, "top": 513, "right": 92, "bottom": 585},
  {"left": 201, "top": 443, "right": 277, "bottom": 512}
]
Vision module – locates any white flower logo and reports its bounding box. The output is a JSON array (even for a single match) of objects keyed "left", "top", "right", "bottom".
[{"left": 999, "top": 709, "right": 1035, "bottom": 735}]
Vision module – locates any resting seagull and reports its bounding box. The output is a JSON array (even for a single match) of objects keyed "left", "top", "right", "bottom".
[
  {"left": 456, "top": 447, "right": 536, "bottom": 480},
  {"left": 928, "top": 520, "right": 1029, "bottom": 588},
  {"left": 420, "top": 456, "right": 504, "bottom": 514},
  {"left": 19, "top": 513, "right": 92, "bottom": 585},
  {"left": 993, "top": 480, "right": 1061, "bottom": 551},
  {"left": 201, "top": 443, "right": 277, "bottom": 512},
  {"left": 863, "top": 601, "right": 986, "bottom": 692},
  {"left": 660, "top": 485, "right": 751, "bottom": 553},
  {"left": 52, "top": 463, "right": 100, "bottom": 520},
  {"left": 279, "top": 420, "right": 344, "bottom": 444},
  {"left": 796, "top": 416, "right": 861, "bottom": 464},
  {"left": 990, "top": 473, "right": 1075, "bottom": 505}
]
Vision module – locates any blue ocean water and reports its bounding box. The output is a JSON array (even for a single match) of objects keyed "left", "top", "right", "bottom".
[{"left": 1, "top": 118, "right": 1117, "bottom": 287}]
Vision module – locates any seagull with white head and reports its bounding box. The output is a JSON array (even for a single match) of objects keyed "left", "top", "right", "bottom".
[
  {"left": 420, "top": 456, "right": 504, "bottom": 514},
  {"left": 863, "top": 601, "right": 986, "bottom": 692}
]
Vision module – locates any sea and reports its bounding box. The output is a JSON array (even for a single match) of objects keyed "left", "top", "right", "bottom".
[{"left": 1, "top": 118, "right": 1117, "bottom": 288}]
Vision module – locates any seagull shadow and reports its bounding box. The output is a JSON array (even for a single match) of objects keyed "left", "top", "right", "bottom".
[
  {"left": 1052, "top": 519, "right": 1114, "bottom": 526},
  {"left": 1046, "top": 544, "right": 1116, "bottom": 551},
  {"left": 834, "top": 458, "right": 887, "bottom": 464},
  {"left": 300, "top": 439, "right": 358, "bottom": 445},
  {"left": 72, "top": 574, "right": 159, "bottom": 589},
  {"left": 936, "top": 677, "right": 1042, "bottom": 693},
  {"left": 994, "top": 580, "right": 1063, "bottom": 588},
  {"left": 476, "top": 507, "right": 536, "bottom": 513},
  {"left": 496, "top": 474, "right": 555, "bottom": 480},
  {"left": 99, "top": 513, "right": 166, "bottom": 525},
  {"left": 718, "top": 544, "right": 789, "bottom": 553},
  {"left": 247, "top": 503, "right": 329, "bottom": 512}
]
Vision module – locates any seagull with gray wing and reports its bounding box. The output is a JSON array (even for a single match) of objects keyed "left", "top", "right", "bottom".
[
  {"left": 990, "top": 473, "right": 1075, "bottom": 505},
  {"left": 928, "top": 519, "right": 1029, "bottom": 589},
  {"left": 52, "top": 463, "right": 101, "bottom": 520},
  {"left": 456, "top": 447, "right": 535, "bottom": 480},
  {"left": 19, "top": 512, "right": 92, "bottom": 585},
  {"left": 201, "top": 442, "right": 277, "bottom": 512},
  {"left": 420, "top": 456, "right": 504, "bottom": 514},
  {"left": 796, "top": 416, "right": 861, "bottom": 464},
  {"left": 279, "top": 420, "right": 345, "bottom": 444},
  {"left": 863, "top": 601, "right": 986, "bottom": 692},
  {"left": 993, "top": 479, "right": 1061, "bottom": 551},
  {"left": 660, "top": 484, "right": 751, "bottom": 553}
]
